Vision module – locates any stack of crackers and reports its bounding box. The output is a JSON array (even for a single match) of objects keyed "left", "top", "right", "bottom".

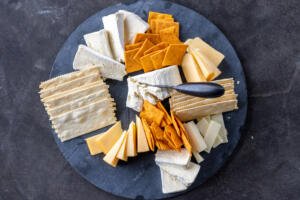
[
  {"left": 124, "top": 11, "right": 187, "bottom": 73},
  {"left": 169, "top": 78, "right": 238, "bottom": 122},
  {"left": 39, "top": 67, "right": 116, "bottom": 142},
  {"left": 140, "top": 101, "right": 192, "bottom": 153}
]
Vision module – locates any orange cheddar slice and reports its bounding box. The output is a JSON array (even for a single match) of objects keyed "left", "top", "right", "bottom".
[
  {"left": 133, "top": 33, "right": 161, "bottom": 44},
  {"left": 151, "top": 49, "right": 166, "bottom": 69},
  {"left": 162, "top": 44, "right": 187, "bottom": 66},
  {"left": 144, "top": 42, "right": 168, "bottom": 55},
  {"left": 124, "top": 49, "right": 142, "bottom": 73},
  {"left": 133, "top": 39, "right": 154, "bottom": 63}
]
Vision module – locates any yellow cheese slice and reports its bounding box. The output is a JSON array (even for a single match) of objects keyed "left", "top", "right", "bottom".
[
  {"left": 97, "top": 121, "right": 123, "bottom": 154},
  {"left": 103, "top": 132, "right": 127, "bottom": 167},
  {"left": 136, "top": 115, "right": 150, "bottom": 153},
  {"left": 181, "top": 53, "right": 206, "bottom": 82},
  {"left": 126, "top": 121, "right": 137, "bottom": 157},
  {"left": 185, "top": 37, "right": 225, "bottom": 67},
  {"left": 85, "top": 133, "right": 105, "bottom": 155},
  {"left": 116, "top": 131, "right": 129, "bottom": 161}
]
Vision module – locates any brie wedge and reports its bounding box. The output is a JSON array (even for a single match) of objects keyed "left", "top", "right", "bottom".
[
  {"left": 73, "top": 45, "right": 126, "bottom": 81},
  {"left": 102, "top": 12, "right": 125, "bottom": 62},
  {"left": 118, "top": 10, "right": 149, "bottom": 44},
  {"left": 157, "top": 161, "right": 200, "bottom": 187},
  {"left": 160, "top": 169, "right": 187, "bottom": 194},
  {"left": 84, "top": 29, "right": 114, "bottom": 59},
  {"left": 126, "top": 65, "right": 182, "bottom": 111},
  {"left": 155, "top": 148, "right": 191, "bottom": 166}
]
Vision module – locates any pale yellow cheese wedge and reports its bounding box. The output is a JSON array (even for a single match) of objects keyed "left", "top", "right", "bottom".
[
  {"left": 117, "top": 131, "right": 129, "bottom": 161},
  {"left": 85, "top": 133, "right": 105, "bottom": 155},
  {"left": 181, "top": 53, "right": 206, "bottom": 82},
  {"left": 185, "top": 37, "right": 225, "bottom": 67},
  {"left": 103, "top": 132, "right": 127, "bottom": 167},
  {"left": 97, "top": 121, "right": 123, "bottom": 154},
  {"left": 189, "top": 47, "right": 221, "bottom": 81},
  {"left": 136, "top": 115, "right": 150, "bottom": 153},
  {"left": 204, "top": 120, "right": 221, "bottom": 153},
  {"left": 126, "top": 121, "right": 137, "bottom": 157}
]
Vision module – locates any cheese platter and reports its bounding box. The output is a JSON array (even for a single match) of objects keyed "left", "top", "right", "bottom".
[{"left": 42, "top": 0, "right": 247, "bottom": 199}]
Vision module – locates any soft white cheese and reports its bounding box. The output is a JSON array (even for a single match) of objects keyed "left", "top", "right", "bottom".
[
  {"left": 155, "top": 148, "right": 191, "bottom": 166},
  {"left": 102, "top": 12, "right": 125, "bottom": 62},
  {"left": 73, "top": 45, "right": 126, "bottom": 81},
  {"left": 118, "top": 10, "right": 149, "bottom": 44},
  {"left": 160, "top": 169, "right": 187, "bottom": 194},
  {"left": 126, "top": 66, "right": 182, "bottom": 111},
  {"left": 157, "top": 161, "right": 200, "bottom": 187},
  {"left": 83, "top": 29, "right": 114, "bottom": 59}
]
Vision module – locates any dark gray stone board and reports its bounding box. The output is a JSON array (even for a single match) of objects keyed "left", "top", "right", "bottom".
[{"left": 50, "top": 0, "right": 247, "bottom": 199}]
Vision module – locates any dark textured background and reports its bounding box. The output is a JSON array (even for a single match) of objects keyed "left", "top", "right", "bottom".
[{"left": 0, "top": 0, "right": 299, "bottom": 200}]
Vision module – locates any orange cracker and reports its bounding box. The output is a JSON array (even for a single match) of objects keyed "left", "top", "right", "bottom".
[
  {"left": 148, "top": 11, "right": 173, "bottom": 24},
  {"left": 133, "top": 33, "right": 161, "bottom": 44},
  {"left": 124, "top": 49, "right": 142, "bottom": 73},
  {"left": 133, "top": 39, "right": 154, "bottom": 63},
  {"left": 151, "top": 49, "right": 166, "bottom": 69},
  {"left": 140, "top": 51, "right": 157, "bottom": 72},
  {"left": 162, "top": 44, "right": 188, "bottom": 66},
  {"left": 125, "top": 42, "right": 143, "bottom": 50},
  {"left": 144, "top": 42, "right": 169, "bottom": 55},
  {"left": 159, "top": 32, "right": 181, "bottom": 44},
  {"left": 155, "top": 21, "right": 179, "bottom": 37}
]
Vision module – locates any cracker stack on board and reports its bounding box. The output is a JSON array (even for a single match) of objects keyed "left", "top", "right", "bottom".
[
  {"left": 39, "top": 67, "right": 116, "bottom": 142},
  {"left": 169, "top": 78, "right": 238, "bottom": 122}
]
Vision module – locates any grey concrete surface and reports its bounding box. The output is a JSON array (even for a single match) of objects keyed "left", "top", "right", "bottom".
[{"left": 0, "top": 0, "right": 299, "bottom": 200}]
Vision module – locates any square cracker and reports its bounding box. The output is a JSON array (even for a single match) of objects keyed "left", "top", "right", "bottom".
[{"left": 162, "top": 44, "right": 187, "bottom": 66}]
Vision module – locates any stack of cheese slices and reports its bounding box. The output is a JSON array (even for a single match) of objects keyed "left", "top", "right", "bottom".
[
  {"left": 169, "top": 78, "right": 238, "bottom": 121},
  {"left": 39, "top": 67, "right": 116, "bottom": 142},
  {"left": 86, "top": 116, "right": 150, "bottom": 167}
]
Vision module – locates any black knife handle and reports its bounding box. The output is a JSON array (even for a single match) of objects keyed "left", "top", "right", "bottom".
[{"left": 173, "top": 82, "right": 225, "bottom": 98}]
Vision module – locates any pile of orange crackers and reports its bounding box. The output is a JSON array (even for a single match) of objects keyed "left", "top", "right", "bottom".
[
  {"left": 140, "top": 101, "right": 192, "bottom": 152},
  {"left": 124, "top": 11, "right": 188, "bottom": 73}
]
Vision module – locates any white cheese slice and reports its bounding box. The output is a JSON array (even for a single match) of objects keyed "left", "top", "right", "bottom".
[
  {"left": 211, "top": 114, "right": 228, "bottom": 143},
  {"left": 183, "top": 121, "right": 207, "bottom": 153},
  {"left": 118, "top": 10, "right": 149, "bottom": 44},
  {"left": 160, "top": 169, "right": 187, "bottom": 194},
  {"left": 204, "top": 120, "right": 221, "bottom": 153},
  {"left": 84, "top": 29, "right": 114, "bottom": 59},
  {"left": 136, "top": 115, "right": 150, "bottom": 153},
  {"left": 102, "top": 12, "right": 125, "bottom": 62},
  {"left": 192, "top": 151, "right": 204, "bottom": 163},
  {"left": 103, "top": 132, "right": 127, "bottom": 167},
  {"left": 155, "top": 149, "right": 191, "bottom": 166},
  {"left": 126, "top": 66, "right": 182, "bottom": 112},
  {"left": 73, "top": 45, "right": 126, "bottom": 81},
  {"left": 158, "top": 161, "right": 200, "bottom": 187}
]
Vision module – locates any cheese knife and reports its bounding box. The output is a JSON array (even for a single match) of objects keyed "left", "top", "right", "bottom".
[{"left": 141, "top": 82, "right": 225, "bottom": 98}]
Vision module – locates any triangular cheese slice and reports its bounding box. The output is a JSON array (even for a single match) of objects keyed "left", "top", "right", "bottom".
[
  {"left": 85, "top": 133, "right": 105, "bottom": 155},
  {"left": 126, "top": 121, "right": 137, "bottom": 157},
  {"left": 116, "top": 131, "right": 128, "bottom": 161},
  {"left": 136, "top": 115, "right": 150, "bottom": 153},
  {"left": 103, "top": 132, "right": 127, "bottom": 167},
  {"left": 97, "top": 121, "right": 123, "bottom": 154}
]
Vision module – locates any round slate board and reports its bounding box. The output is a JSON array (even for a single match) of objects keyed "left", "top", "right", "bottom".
[{"left": 50, "top": 0, "right": 248, "bottom": 199}]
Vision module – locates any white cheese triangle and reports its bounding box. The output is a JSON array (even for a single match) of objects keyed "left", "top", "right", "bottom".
[
  {"left": 160, "top": 169, "right": 187, "bottom": 194},
  {"left": 136, "top": 115, "right": 150, "bottom": 153},
  {"left": 126, "top": 121, "right": 137, "bottom": 157},
  {"left": 158, "top": 161, "right": 200, "bottom": 187},
  {"left": 155, "top": 148, "right": 191, "bottom": 166},
  {"left": 118, "top": 10, "right": 149, "bottom": 44},
  {"left": 102, "top": 12, "right": 125, "bottom": 62},
  {"left": 73, "top": 45, "right": 126, "bottom": 81},
  {"left": 84, "top": 29, "right": 114, "bottom": 59}
]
